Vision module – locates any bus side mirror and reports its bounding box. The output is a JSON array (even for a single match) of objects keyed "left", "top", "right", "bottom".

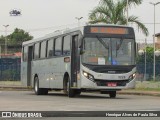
[{"left": 78, "top": 48, "right": 85, "bottom": 55}]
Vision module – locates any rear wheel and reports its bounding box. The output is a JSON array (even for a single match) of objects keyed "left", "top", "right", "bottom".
[
  {"left": 34, "top": 76, "right": 48, "bottom": 95},
  {"left": 109, "top": 91, "right": 116, "bottom": 98},
  {"left": 75, "top": 90, "right": 81, "bottom": 95}
]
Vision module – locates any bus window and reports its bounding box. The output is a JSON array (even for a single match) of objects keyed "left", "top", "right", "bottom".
[
  {"left": 23, "top": 46, "right": 28, "bottom": 61},
  {"left": 47, "top": 39, "right": 54, "bottom": 57},
  {"left": 34, "top": 43, "right": 40, "bottom": 59},
  {"left": 40, "top": 41, "right": 47, "bottom": 58},
  {"left": 55, "top": 37, "right": 62, "bottom": 56},
  {"left": 63, "top": 35, "right": 71, "bottom": 55}
]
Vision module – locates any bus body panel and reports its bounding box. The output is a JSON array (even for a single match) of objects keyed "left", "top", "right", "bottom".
[
  {"left": 21, "top": 62, "right": 28, "bottom": 86},
  {"left": 31, "top": 57, "right": 71, "bottom": 89}
]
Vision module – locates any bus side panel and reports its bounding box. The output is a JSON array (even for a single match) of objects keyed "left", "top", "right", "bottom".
[
  {"left": 49, "top": 57, "right": 70, "bottom": 89},
  {"left": 48, "top": 58, "right": 60, "bottom": 89},
  {"left": 32, "top": 60, "right": 50, "bottom": 88},
  {"left": 31, "top": 58, "right": 66, "bottom": 89},
  {"left": 21, "top": 62, "right": 28, "bottom": 87}
]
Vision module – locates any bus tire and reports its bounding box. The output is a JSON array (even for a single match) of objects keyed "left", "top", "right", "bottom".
[
  {"left": 109, "top": 91, "right": 116, "bottom": 98},
  {"left": 75, "top": 90, "right": 81, "bottom": 95},
  {"left": 34, "top": 76, "right": 48, "bottom": 95},
  {"left": 42, "top": 89, "right": 48, "bottom": 95},
  {"left": 63, "top": 76, "right": 68, "bottom": 94},
  {"left": 66, "top": 77, "right": 76, "bottom": 97}
]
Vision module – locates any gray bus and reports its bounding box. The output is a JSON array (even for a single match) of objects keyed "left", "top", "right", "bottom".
[{"left": 21, "top": 25, "right": 136, "bottom": 98}]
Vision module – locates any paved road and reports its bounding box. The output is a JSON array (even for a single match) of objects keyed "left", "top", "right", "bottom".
[{"left": 0, "top": 90, "right": 160, "bottom": 111}]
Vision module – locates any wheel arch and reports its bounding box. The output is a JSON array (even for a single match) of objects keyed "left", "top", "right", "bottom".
[
  {"left": 33, "top": 74, "right": 38, "bottom": 86},
  {"left": 63, "top": 72, "right": 69, "bottom": 82},
  {"left": 63, "top": 72, "right": 70, "bottom": 89}
]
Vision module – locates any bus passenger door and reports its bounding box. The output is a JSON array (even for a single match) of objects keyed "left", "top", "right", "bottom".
[
  {"left": 27, "top": 46, "right": 33, "bottom": 86},
  {"left": 71, "top": 35, "right": 79, "bottom": 87}
]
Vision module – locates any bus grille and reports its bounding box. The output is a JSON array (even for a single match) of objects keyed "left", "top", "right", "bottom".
[
  {"left": 95, "top": 79, "right": 129, "bottom": 86},
  {"left": 98, "top": 70, "right": 129, "bottom": 74}
]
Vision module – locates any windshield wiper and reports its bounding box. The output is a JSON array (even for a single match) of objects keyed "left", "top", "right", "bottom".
[
  {"left": 96, "top": 36, "right": 109, "bottom": 50},
  {"left": 116, "top": 39, "right": 123, "bottom": 51}
]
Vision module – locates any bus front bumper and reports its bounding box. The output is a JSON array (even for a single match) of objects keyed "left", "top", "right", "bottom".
[{"left": 80, "top": 75, "right": 136, "bottom": 90}]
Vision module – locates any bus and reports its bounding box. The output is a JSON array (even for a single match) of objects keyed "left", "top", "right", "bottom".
[{"left": 21, "top": 24, "right": 136, "bottom": 98}]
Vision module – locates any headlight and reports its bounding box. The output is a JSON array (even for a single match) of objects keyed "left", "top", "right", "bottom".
[
  {"left": 133, "top": 73, "right": 136, "bottom": 78},
  {"left": 83, "top": 71, "right": 94, "bottom": 81},
  {"left": 83, "top": 72, "right": 88, "bottom": 77},
  {"left": 129, "top": 73, "right": 136, "bottom": 81}
]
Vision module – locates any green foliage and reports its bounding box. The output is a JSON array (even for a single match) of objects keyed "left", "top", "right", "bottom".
[
  {"left": 88, "top": 0, "right": 149, "bottom": 36},
  {"left": 0, "top": 28, "right": 33, "bottom": 46},
  {"left": 136, "top": 47, "right": 160, "bottom": 79},
  {"left": 8, "top": 28, "right": 33, "bottom": 45},
  {"left": 0, "top": 35, "right": 5, "bottom": 44},
  {"left": 137, "top": 46, "right": 160, "bottom": 63},
  {"left": 0, "top": 28, "right": 33, "bottom": 54},
  {"left": 137, "top": 47, "right": 153, "bottom": 63},
  {"left": 146, "top": 47, "right": 154, "bottom": 62},
  {"left": 0, "top": 35, "right": 6, "bottom": 53}
]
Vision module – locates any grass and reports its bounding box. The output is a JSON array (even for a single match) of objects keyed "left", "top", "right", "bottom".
[
  {"left": 135, "top": 81, "right": 160, "bottom": 92},
  {"left": 135, "top": 88, "right": 160, "bottom": 92},
  {"left": 0, "top": 80, "right": 160, "bottom": 92},
  {"left": 0, "top": 81, "right": 22, "bottom": 86}
]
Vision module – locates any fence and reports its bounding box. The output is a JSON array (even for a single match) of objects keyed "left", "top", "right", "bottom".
[
  {"left": 0, "top": 58, "right": 159, "bottom": 81},
  {"left": 0, "top": 58, "right": 21, "bottom": 81},
  {"left": 137, "top": 63, "right": 160, "bottom": 81}
]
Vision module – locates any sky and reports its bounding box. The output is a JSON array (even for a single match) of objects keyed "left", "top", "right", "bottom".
[{"left": 0, "top": 0, "right": 160, "bottom": 43}]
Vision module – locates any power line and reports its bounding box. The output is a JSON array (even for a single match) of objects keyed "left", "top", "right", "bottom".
[
  {"left": 0, "top": 22, "right": 160, "bottom": 33},
  {"left": 142, "top": 23, "right": 160, "bottom": 24},
  {"left": 0, "top": 22, "right": 81, "bottom": 33}
]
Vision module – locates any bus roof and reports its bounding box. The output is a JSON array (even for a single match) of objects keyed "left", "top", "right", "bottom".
[
  {"left": 22, "top": 27, "right": 83, "bottom": 46},
  {"left": 22, "top": 24, "right": 133, "bottom": 46}
]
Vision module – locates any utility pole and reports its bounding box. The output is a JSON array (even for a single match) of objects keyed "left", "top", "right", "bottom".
[
  {"left": 126, "top": 0, "right": 129, "bottom": 25},
  {"left": 75, "top": 17, "right": 83, "bottom": 28},
  {"left": 144, "top": 38, "right": 147, "bottom": 81},
  {"left": 150, "top": 2, "right": 160, "bottom": 80},
  {"left": 3, "top": 25, "right": 9, "bottom": 55}
]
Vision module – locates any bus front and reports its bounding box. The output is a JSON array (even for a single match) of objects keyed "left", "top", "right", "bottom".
[{"left": 80, "top": 25, "right": 136, "bottom": 97}]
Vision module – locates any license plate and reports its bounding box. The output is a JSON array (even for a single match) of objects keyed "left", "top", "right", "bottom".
[{"left": 107, "top": 82, "right": 117, "bottom": 87}]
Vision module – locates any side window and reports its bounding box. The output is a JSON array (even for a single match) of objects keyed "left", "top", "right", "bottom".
[
  {"left": 55, "top": 37, "right": 62, "bottom": 56},
  {"left": 40, "top": 41, "right": 46, "bottom": 58},
  {"left": 47, "top": 39, "right": 54, "bottom": 57},
  {"left": 63, "top": 35, "right": 71, "bottom": 55},
  {"left": 23, "top": 46, "right": 28, "bottom": 61},
  {"left": 34, "top": 43, "right": 40, "bottom": 59}
]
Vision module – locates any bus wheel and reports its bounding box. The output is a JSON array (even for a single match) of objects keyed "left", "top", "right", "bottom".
[
  {"left": 109, "top": 91, "right": 116, "bottom": 98},
  {"left": 34, "top": 77, "right": 48, "bottom": 95},
  {"left": 66, "top": 77, "right": 76, "bottom": 98},
  {"left": 42, "top": 89, "right": 48, "bottom": 95},
  {"left": 75, "top": 90, "right": 81, "bottom": 95},
  {"left": 63, "top": 77, "right": 68, "bottom": 94}
]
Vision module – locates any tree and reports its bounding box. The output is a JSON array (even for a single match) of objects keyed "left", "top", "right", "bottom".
[
  {"left": 7, "top": 28, "right": 33, "bottom": 45},
  {"left": 0, "top": 35, "right": 5, "bottom": 53},
  {"left": 89, "top": 0, "right": 149, "bottom": 36},
  {"left": 137, "top": 47, "right": 160, "bottom": 63},
  {"left": 136, "top": 47, "right": 160, "bottom": 79},
  {"left": 0, "top": 35, "right": 5, "bottom": 44},
  {"left": 137, "top": 47, "right": 154, "bottom": 63},
  {"left": 0, "top": 28, "right": 33, "bottom": 54}
]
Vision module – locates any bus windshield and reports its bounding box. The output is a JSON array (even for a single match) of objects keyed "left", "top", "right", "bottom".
[{"left": 82, "top": 37, "right": 135, "bottom": 65}]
